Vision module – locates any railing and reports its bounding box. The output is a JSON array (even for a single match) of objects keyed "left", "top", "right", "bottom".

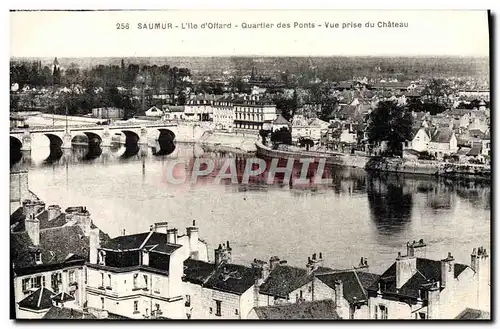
[{"left": 10, "top": 121, "right": 179, "bottom": 134}]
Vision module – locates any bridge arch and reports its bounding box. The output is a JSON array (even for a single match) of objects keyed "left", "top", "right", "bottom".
[
  {"left": 121, "top": 130, "right": 140, "bottom": 145},
  {"left": 44, "top": 133, "right": 63, "bottom": 148},
  {"left": 157, "top": 128, "right": 176, "bottom": 142},
  {"left": 83, "top": 132, "right": 102, "bottom": 145},
  {"left": 10, "top": 135, "right": 23, "bottom": 148}
]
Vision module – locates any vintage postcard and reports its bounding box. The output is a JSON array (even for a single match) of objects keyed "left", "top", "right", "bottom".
[{"left": 9, "top": 10, "right": 490, "bottom": 320}]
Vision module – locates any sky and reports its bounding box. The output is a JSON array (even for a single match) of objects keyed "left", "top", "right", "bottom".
[{"left": 10, "top": 10, "right": 489, "bottom": 58}]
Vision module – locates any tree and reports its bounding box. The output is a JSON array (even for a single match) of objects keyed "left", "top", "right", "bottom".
[
  {"left": 270, "top": 127, "right": 292, "bottom": 147},
  {"left": 259, "top": 129, "right": 271, "bottom": 144},
  {"left": 366, "top": 101, "right": 413, "bottom": 156},
  {"left": 298, "top": 137, "right": 314, "bottom": 151}
]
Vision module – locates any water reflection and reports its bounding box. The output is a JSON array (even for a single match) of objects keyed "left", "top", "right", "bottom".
[{"left": 366, "top": 172, "right": 413, "bottom": 235}]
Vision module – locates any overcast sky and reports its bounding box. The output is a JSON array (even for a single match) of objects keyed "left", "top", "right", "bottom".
[{"left": 10, "top": 10, "right": 489, "bottom": 58}]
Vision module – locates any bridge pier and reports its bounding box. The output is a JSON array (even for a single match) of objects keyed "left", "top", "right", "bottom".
[
  {"left": 138, "top": 126, "right": 149, "bottom": 146},
  {"left": 61, "top": 131, "right": 72, "bottom": 149},
  {"left": 101, "top": 128, "right": 112, "bottom": 148},
  {"left": 20, "top": 132, "right": 32, "bottom": 152}
]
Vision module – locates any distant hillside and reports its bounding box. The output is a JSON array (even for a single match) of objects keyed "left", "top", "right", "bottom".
[{"left": 11, "top": 56, "right": 489, "bottom": 81}]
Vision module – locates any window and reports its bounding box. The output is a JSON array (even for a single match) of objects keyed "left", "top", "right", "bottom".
[
  {"left": 22, "top": 278, "right": 30, "bottom": 294},
  {"left": 51, "top": 272, "right": 62, "bottom": 293},
  {"left": 34, "top": 252, "right": 41, "bottom": 264},
  {"left": 299, "top": 290, "right": 303, "bottom": 299},
  {"left": 107, "top": 274, "right": 112, "bottom": 289},
  {"left": 143, "top": 274, "right": 148, "bottom": 290},
  {"left": 100, "top": 273, "right": 104, "bottom": 288},
  {"left": 215, "top": 300, "right": 222, "bottom": 317},
  {"left": 235, "top": 309, "right": 239, "bottom": 315},
  {"left": 153, "top": 276, "right": 161, "bottom": 294},
  {"left": 133, "top": 273, "right": 139, "bottom": 289},
  {"left": 308, "top": 285, "right": 312, "bottom": 293},
  {"left": 133, "top": 301, "right": 139, "bottom": 313},
  {"left": 379, "top": 305, "right": 388, "bottom": 319},
  {"left": 418, "top": 312, "right": 426, "bottom": 319},
  {"left": 101, "top": 297, "right": 105, "bottom": 310},
  {"left": 185, "top": 295, "right": 191, "bottom": 307},
  {"left": 32, "top": 275, "right": 45, "bottom": 289},
  {"left": 68, "top": 270, "right": 75, "bottom": 283}
]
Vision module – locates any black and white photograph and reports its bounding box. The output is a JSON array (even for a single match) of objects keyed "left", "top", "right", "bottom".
[{"left": 9, "top": 9, "right": 491, "bottom": 320}]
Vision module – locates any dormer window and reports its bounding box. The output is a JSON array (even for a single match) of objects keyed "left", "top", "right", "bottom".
[
  {"left": 98, "top": 250, "right": 106, "bottom": 265},
  {"left": 34, "top": 252, "right": 42, "bottom": 264}
]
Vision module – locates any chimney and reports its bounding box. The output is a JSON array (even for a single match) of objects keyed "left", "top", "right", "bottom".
[
  {"left": 142, "top": 249, "right": 149, "bottom": 266},
  {"left": 354, "top": 257, "right": 369, "bottom": 271},
  {"left": 74, "top": 208, "right": 92, "bottom": 237},
  {"left": 395, "top": 248, "right": 417, "bottom": 289},
  {"left": 334, "top": 280, "right": 344, "bottom": 316},
  {"left": 22, "top": 199, "right": 45, "bottom": 219},
  {"left": 89, "top": 228, "right": 100, "bottom": 264},
  {"left": 187, "top": 220, "right": 199, "bottom": 259},
  {"left": 214, "top": 244, "right": 223, "bottom": 266},
  {"left": 251, "top": 259, "right": 270, "bottom": 286},
  {"left": 154, "top": 222, "right": 169, "bottom": 234},
  {"left": 47, "top": 205, "right": 62, "bottom": 221},
  {"left": 166, "top": 228, "right": 178, "bottom": 244},
  {"left": 269, "top": 256, "right": 280, "bottom": 271},
  {"left": 25, "top": 214, "right": 40, "bottom": 246},
  {"left": 440, "top": 252, "right": 455, "bottom": 289},
  {"left": 426, "top": 281, "right": 441, "bottom": 319}
]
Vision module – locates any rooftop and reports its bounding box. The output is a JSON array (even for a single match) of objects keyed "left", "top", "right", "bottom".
[
  {"left": 203, "top": 263, "right": 259, "bottom": 295},
  {"left": 316, "top": 270, "right": 380, "bottom": 304},
  {"left": 18, "top": 287, "right": 54, "bottom": 311},
  {"left": 252, "top": 299, "right": 341, "bottom": 320},
  {"left": 367, "top": 257, "right": 469, "bottom": 299},
  {"left": 42, "top": 307, "right": 98, "bottom": 320}
]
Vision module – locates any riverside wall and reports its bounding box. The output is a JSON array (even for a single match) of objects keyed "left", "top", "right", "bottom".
[
  {"left": 255, "top": 141, "right": 491, "bottom": 182},
  {"left": 198, "top": 131, "right": 259, "bottom": 153}
]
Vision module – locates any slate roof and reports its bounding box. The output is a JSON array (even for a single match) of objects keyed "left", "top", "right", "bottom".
[
  {"left": 316, "top": 270, "right": 380, "bottom": 304},
  {"left": 430, "top": 129, "right": 454, "bottom": 143},
  {"left": 252, "top": 299, "right": 341, "bottom": 320},
  {"left": 203, "top": 263, "right": 258, "bottom": 295},
  {"left": 10, "top": 207, "right": 25, "bottom": 232},
  {"left": 102, "top": 232, "right": 182, "bottom": 255},
  {"left": 51, "top": 291, "right": 75, "bottom": 303},
  {"left": 467, "top": 144, "right": 482, "bottom": 157},
  {"left": 259, "top": 265, "right": 332, "bottom": 298},
  {"left": 37, "top": 210, "right": 68, "bottom": 230},
  {"left": 18, "top": 287, "right": 54, "bottom": 311},
  {"left": 367, "top": 258, "right": 469, "bottom": 299},
  {"left": 42, "top": 307, "right": 98, "bottom": 319},
  {"left": 183, "top": 259, "right": 217, "bottom": 285},
  {"left": 455, "top": 308, "right": 490, "bottom": 320},
  {"left": 11, "top": 226, "right": 89, "bottom": 274},
  {"left": 273, "top": 114, "right": 289, "bottom": 125}
]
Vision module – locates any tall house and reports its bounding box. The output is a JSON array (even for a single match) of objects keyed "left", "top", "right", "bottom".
[{"left": 234, "top": 95, "right": 277, "bottom": 131}]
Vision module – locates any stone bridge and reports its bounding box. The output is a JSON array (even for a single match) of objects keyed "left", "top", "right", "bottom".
[{"left": 10, "top": 122, "right": 181, "bottom": 152}]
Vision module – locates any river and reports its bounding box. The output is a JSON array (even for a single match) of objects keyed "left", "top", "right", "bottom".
[{"left": 11, "top": 140, "right": 490, "bottom": 274}]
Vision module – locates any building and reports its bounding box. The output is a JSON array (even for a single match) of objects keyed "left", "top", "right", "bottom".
[
  {"left": 184, "top": 95, "right": 216, "bottom": 121},
  {"left": 182, "top": 242, "right": 259, "bottom": 319},
  {"left": 85, "top": 221, "right": 209, "bottom": 320},
  {"left": 10, "top": 114, "right": 27, "bottom": 129},
  {"left": 271, "top": 114, "right": 290, "bottom": 132},
  {"left": 427, "top": 128, "right": 458, "bottom": 159},
  {"left": 163, "top": 105, "right": 185, "bottom": 121},
  {"left": 366, "top": 242, "right": 490, "bottom": 319},
  {"left": 291, "top": 116, "right": 330, "bottom": 143},
  {"left": 145, "top": 106, "right": 164, "bottom": 117},
  {"left": 248, "top": 299, "right": 341, "bottom": 319},
  {"left": 212, "top": 96, "right": 235, "bottom": 131},
  {"left": 256, "top": 254, "right": 333, "bottom": 306},
  {"left": 234, "top": 95, "right": 277, "bottom": 131},
  {"left": 11, "top": 201, "right": 95, "bottom": 319},
  {"left": 403, "top": 127, "right": 432, "bottom": 153},
  {"left": 92, "top": 107, "right": 125, "bottom": 119}
]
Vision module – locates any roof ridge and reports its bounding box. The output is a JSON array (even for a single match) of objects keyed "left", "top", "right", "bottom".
[
  {"left": 139, "top": 230, "right": 155, "bottom": 250},
  {"left": 351, "top": 267, "right": 368, "bottom": 300},
  {"left": 37, "top": 287, "right": 44, "bottom": 308}
]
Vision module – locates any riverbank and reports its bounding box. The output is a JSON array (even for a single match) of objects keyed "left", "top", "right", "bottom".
[
  {"left": 199, "top": 131, "right": 258, "bottom": 153},
  {"left": 255, "top": 141, "right": 491, "bottom": 182}
]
